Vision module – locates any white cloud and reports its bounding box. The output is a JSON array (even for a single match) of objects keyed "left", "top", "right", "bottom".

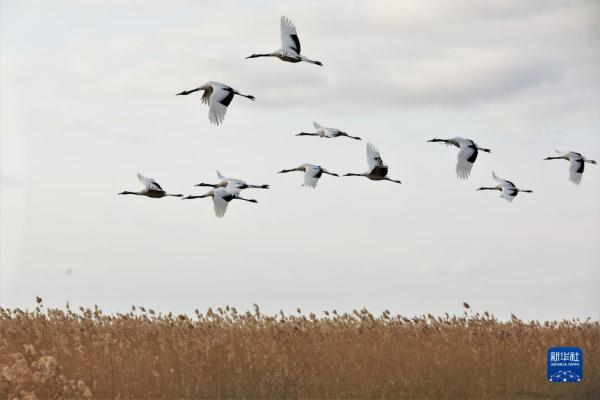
[{"left": 11, "top": 0, "right": 592, "bottom": 121}]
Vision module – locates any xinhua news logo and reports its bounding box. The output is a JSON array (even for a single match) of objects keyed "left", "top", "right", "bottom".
[{"left": 547, "top": 347, "right": 583, "bottom": 383}]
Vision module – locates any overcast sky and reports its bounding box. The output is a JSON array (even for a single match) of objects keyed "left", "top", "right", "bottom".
[{"left": 1, "top": 0, "right": 599, "bottom": 321}]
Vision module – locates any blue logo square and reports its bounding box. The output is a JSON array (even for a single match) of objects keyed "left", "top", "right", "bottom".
[{"left": 547, "top": 347, "right": 583, "bottom": 383}]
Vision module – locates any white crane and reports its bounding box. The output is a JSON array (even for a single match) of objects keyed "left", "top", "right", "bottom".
[
  {"left": 427, "top": 137, "right": 491, "bottom": 179},
  {"left": 278, "top": 163, "right": 338, "bottom": 188},
  {"left": 195, "top": 170, "right": 270, "bottom": 191},
  {"left": 245, "top": 16, "right": 322, "bottom": 66},
  {"left": 182, "top": 187, "right": 257, "bottom": 218},
  {"left": 543, "top": 150, "right": 597, "bottom": 185},
  {"left": 477, "top": 172, "right": 532, "bottom": 202},
  {"left": 343, "top": 143, "right": 402, "bottom": 184},
  {"left": 119, "top": 173, "right": 182, "bottom": 198},
  {"left": 176, "top": 81, "right": 255, "bottom": 125},
  {"left": 296, "top": 122, "right": 361, "bottom": 140}
]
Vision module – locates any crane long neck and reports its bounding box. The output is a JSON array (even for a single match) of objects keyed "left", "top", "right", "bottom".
[
  {"left": 248, "top": 184, "right": 270, "bottom": 189},
  {"left": 176, "top": 87, "right": 204, "bottom": 96},
  {"left": 245, "top": 53, "right": 276, "bottom": 59},
  {"left": 429, "top": 138, "right": 458, "bottom": 148},
  {"left": 195, "top": 183, "right": 217, "bottom": 188},
  {"left": 183, "top": 194, "right": 210, "bottom": 200},
  {"left": 235, "top": 196, "right": 257, "bottom": 203},
  {"left": 428, "top": 138, "right": 450, "bottom": 144}
]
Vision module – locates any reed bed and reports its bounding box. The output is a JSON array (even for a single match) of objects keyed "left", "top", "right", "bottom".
[{"left": 1, "top": 300, "right": 598, "bottom": 399}]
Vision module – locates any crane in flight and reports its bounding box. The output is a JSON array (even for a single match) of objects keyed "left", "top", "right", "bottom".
[
  {"left": 246, "top": 16, "right": 323, "bottom": 66},
  {"left": 296, "top": 122, "right": 361, "bottom": 140},
  {"left": 278, "top": 163, "right": 338, "bottom": 188},
  {"left": 477, "top": 172, "right": 532, "bottom": 202},
  {"left": 427, "top": 137, "right": 490, "bottom": 179},
  {"left": 176, "top": 81, "right": 255, "bottom": 125},
  {"left": 183, "top": 187, "right": 257, "bottom": 218},
  {"left": 343, "top": 143, "right": 402, "bottom": 184},
  {"left": 118, "top": 173, "right": 182, "bottom": 198},
  {"left": 543, "top": 150, "right": 597, "bottom": 185}
]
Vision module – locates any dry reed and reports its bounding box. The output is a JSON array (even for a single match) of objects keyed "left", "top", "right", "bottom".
[{"left": 1, "top": 300, "right": 598, "bottom": 399}]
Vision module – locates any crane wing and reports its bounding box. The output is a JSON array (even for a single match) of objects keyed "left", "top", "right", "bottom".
[
  {"left": 201, "top": 85, "right": 213, "bottom": 105},
  {"left": 212, "top": 191, "right": 229, "bottom": 218},
  {"left": 456, "top": 142, "right": 478, "bottom": 180},
  {"left": 323, "top": 128, "right": 339, "bottom": 138},
  {"left": 367, "top": 143, "right": 385, "bottom": 170},
  {"left": 208, "top": 85, "right": 234, "bottom": 125},
  {"left": 500, "top": 185, "right": 518, "bottom": 202},
  {"left": 137, "top": 173, "right": 164, "bottom": 192},
  {"left": 225, "top": 179, "right": 246, "bottom": 195},
  {"left": 569, "top": 157, "right": 584, "bottom": 185},
  {"left": 491, "top": 172, "right": 517, "bottom": 201},
  {"left": 303, "top": 164, "right": 321, "bottom": 188},
  {"left": 492, "top": 171, "right": 512, "bottom": 186},
  {"left": 280, "top": 16, "right": 301, "bottom": 55}
]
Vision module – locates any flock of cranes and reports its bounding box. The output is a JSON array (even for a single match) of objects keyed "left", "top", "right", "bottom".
[{"left": 119, "top": 16, "right": 597, "bottom": 216}]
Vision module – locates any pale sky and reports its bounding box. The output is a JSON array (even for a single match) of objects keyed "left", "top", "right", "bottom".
[{"left": 1, "top": 0, "right": 599, "bottom": 321}]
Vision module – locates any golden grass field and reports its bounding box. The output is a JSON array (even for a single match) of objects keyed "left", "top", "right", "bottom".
[{"left": 1, "top": 300, "right": 598, "bottom": 399}]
